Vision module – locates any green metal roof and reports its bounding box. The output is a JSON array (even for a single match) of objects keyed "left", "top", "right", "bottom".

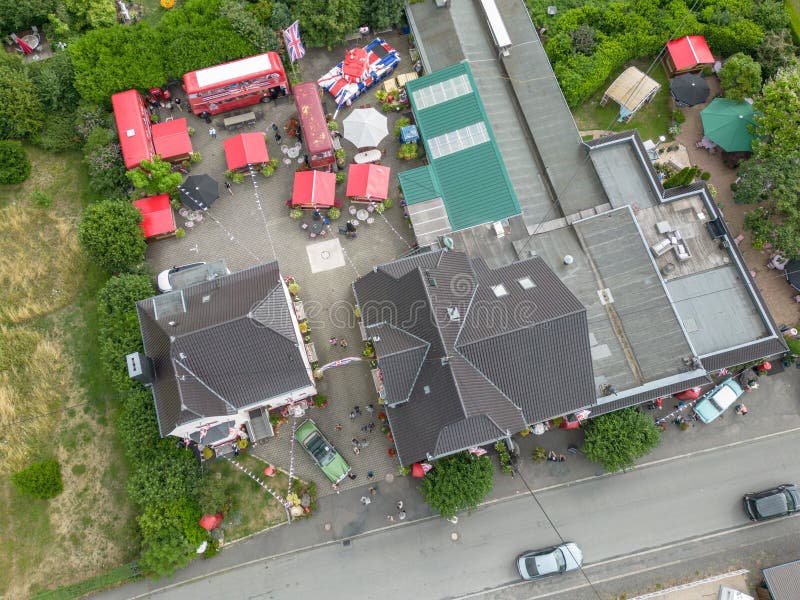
[{"left": 403, "top": 62, "right": 520, "bottom": 231}]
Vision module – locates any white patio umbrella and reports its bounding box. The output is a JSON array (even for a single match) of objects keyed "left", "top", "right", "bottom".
[{"left": 342, "top": 107, "right": 388, "bottom": 148}]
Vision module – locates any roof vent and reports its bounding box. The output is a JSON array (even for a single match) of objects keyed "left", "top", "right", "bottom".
[
  {"left": 202, "top": 294, "right": 211, "bottom": 303},
  {"left": 597, "top": 288, "right": 614, "bottom": 305},
  {"left": 423, "top": 385, "right": 431, "bottom": 394},
  {"left": 563, "top": 255, "right": 574, "bottom": 265},
  {"left": 447, "top": 307, "right": 460, "bottom": 321},
  {"left": 441, "top": 356, "right": 449, "bottom": 366},
  {"left": 517, "top": 277, "right": 535, "bottom": 290},
  {"left": 491, "top": 284, "right": 508, "bottom": 298},
  {"left": 126, "top": 128, "right": 136, "bottom": 137},
  {"left": 126, "top": 352, "right": 154, "bottom": 385},
  {"left": 179, "top": 352, "right": 187, "bottom": 359},
  {"left": 168, "top": 321, "right": 177, "bottom": 327}
]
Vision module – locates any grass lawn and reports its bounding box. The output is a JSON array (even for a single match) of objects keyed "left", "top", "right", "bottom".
[
  {"left": 572, "top": 58, "right": 674, "bottom": 142},
  {"left": 206, "top": 453, "right": 316, "bottom": 542},
  {"left": 0, "top": 147, "right": 138, "bottom": 599}
]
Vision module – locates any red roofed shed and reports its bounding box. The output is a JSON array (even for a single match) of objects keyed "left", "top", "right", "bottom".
[
  {"left": 112, "top": 90, "right": 154, "bottom": 170},
  {"left": 665, "top": 36, "right": 714, "bottom": 75},
  {"left": 152, "top": 118, "right": 193, "bottom": 164},
  {"left": 292, "top": 170, "right": 336, "bottom": 208},
  {"left": 346, "top": 163, "right": 390, "bottom": 202},
  {"left": 223, "top": 132, "right": 270, "bottom": 171},
  {"left": 133, "top": 194, "right": 176, "bottom": 239}
]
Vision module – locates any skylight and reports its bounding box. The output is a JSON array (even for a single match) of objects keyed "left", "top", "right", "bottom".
[
  {"left": 491, "top": 284, "right": 508, "bottom": 298},
  {"left": 412, "top": 73, "right": 472, "bottom": 110},
  {"left": 517, "top": 277, "right": 535, "bottom": 290},
  {"left": 428, "top": 122, "right": 490, "bottom": 160}
]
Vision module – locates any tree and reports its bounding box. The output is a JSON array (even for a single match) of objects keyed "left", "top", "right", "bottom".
[
  {"left": 293, "top": 0, "right": 361, "bottom": 49},
  {"left": 96, "top": 274, "right": 154, "bottom": 389},
  {"left": 752, "top": 64, "right": 800, "bottom": 160},
  {"left": 582, "top": 408, "right": 661, "bottom": 473},
  {"left": 126, "top": 157, "right": 182, "bottom": 197},
  {"left": 0, "top": 140, "right": 31, "bottom": 184},
  {"left": 126, "top": 444, "right": 202, "bottom": 507},
  {"left": 0, "top": 65, "right": 44, "bottom": 139},
  {"left": 220, "top": 0, "right": 277, "bottom": 52},
  {"left": 78, "top": 199, "right": 146, "bottom": 273},
  {"left": 360, "top": 0, "right": 405, "bottom": 32},
  {"left": 718, "top": 53, "right": 761, "bottom": 101},
  {"left": 704, "top": 19, "right": 764, "bottom": 57},
  {"left": 28, "top": 50, "right": 80, "bottom": 113},
  {"left": 11, "top": 459, "right": 63, "bottom": 499},
  {"left": 86, "top": 143, "right": 128, "bottom": 198},
  {"left": 0, "top": 0, "right": 55, "bottom": 31},
  {"left": 663, "top": 166, "right": 699, "bottom": 189},
  {"left": 138, "top": 497, "right": 206, "bottom": 577},
  {"left": 63, "top": 0, "right": 118, "bottom": 31},
  {"left": 419, "top": 452, "right": 494, "bottom": 518},
  {"left": 570, "top": 24, "right": 597, "bottom": 56},
  {"left": 754, "top": 31, "right": 797, "bottom": 82},
  {"left": 269, "top": 1, "right": 291, "bottom": 30}
]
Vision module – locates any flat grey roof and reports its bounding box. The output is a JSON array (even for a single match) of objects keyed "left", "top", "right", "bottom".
[
  {"left": 407, "top": 0, "right": 556, "bottom": 228},
  {"left": 498, "top": 0, "right": 608, "bottom": 215},
  {"left": 590, "top": 142, "right": 659, "bottom": 210},
  {"left": 405, "top": 198, "right": 452, "bottom": 247},
  {"left": 667, "top": 265, "right": 770, "bottom": 355}
]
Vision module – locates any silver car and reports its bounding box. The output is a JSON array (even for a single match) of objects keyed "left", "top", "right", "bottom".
[{"left": 516, "top": 542, "right": 583, "bottom": 580}]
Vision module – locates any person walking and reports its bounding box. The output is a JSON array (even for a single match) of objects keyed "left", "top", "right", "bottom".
[
  {"left": 225, "top": 181, "right": 233, "bottom": 195},
  {"left": 369, "top": 485, "right": 376, "bottom": 496},
  {"left": 360, "top": 496, "right": 371, "bottom": 506},
  {"left": 329, "top": 336, "right": 338, "bottom": 347},
  {"left": 348, "top": 472, "right": 357, "bottom": 480},
  {"left": 735, "top": 404, "right": 749, "bottom": 415},
  {"left": 334, "top": 423, "right": 343, "bottom": 432},
  {"left": 398, "top": 510, "right": 407, "bottom": 521},
  {"left": 366, "top": 404, "right": 374, "bottom": 415},
  {"left": 340, "top": 338, "right": 348, "bottom": 349},
  {"left": 209, "top": 127, "right": 217, "bottom": 139},
  {"left": 271, "top": 122, "right": 278, "bottom": 133},
  {"left": 174, "top": 97, "right": 183, "bottom": 111},
  {"left": 396, "top": 500, "right": 404, "bottom": 511},
  {"left": 275, "top": 131, "right": 282, "bottom": 143}
]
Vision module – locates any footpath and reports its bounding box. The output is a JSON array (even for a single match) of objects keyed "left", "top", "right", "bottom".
[{"left": 95, "top": 367, "right": 799, "bottom": 599}]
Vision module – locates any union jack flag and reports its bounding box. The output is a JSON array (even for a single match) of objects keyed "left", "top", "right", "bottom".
[{"left": 283, "top": 20, "right": 306, "bottom": 63}]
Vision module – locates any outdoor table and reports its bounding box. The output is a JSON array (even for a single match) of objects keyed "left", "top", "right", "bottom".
[
  {"left": 353, "top": 149, "right": 382, "bottom": 164},
  {"left": 309, "top": 221, "right": 324, "bottom": 235},
  {"left": 349, "top": 206, "right": 358, "bottom": 215},
  {"left": 287, "top": 146, "right": 301, "bottom": 158},
  {"left": 223, "top": 112, "right": 256, "bottom": 129},
  {"left": 22, "top": 34, "right": 40, "bottom": 50},
  {"left": 184, "top": 221, "right": 194, "bottom": 228},
  {"left": 356, "top": 209, "right": 369, "bottom": 221},
  {"left": 366, "top": 217, "right": 375, "bottom": 225}
]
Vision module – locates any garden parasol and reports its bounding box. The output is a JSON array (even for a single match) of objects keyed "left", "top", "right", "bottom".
[
  {"left": 700, "top": 98, "right": 756, "bottom": 153},
  {"left": 785, "top": 260, "right": 800, "bottom": 292},
  {"left": 669, "top": 73, "right": 709, "bottom": 106},
  {"left": 343, "top": 107, "right": 388, "bottom": 148},
  {"left": 178, "top": 174, "right": 220, "bottom": 211}
]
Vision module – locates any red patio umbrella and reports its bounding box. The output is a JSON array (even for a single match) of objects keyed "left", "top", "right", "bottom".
[
  {"left": 346, "top": 163, "right": 390, "bottom": 201},
  {"left": 199, "top": 513, "right": 223, "bottom": 531},
  {"left": 673, "top": 387, "right": 701, "bottom": 401},
  {"left": 292, "top": 170, "right": 336, "bottom": 208}
]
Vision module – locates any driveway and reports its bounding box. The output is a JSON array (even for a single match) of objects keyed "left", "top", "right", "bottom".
[{"left": 147, "top": 34, "right": 421, "bottom": 495}]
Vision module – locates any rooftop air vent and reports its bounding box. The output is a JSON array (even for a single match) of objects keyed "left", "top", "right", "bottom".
[
  {"left": 168, "top": 321, "right": 177, "bottom": 327},
  {"left": 563, "top": 255, "right": 574, "bottom": 265},
  {"left": 202, "top": 294, "right": 211, "bottom": 303},
  {"left": 517, "top": 277, "right": 535, "bottom": 290},
  {"left": 491, "top": 284, "right": 508, "bottom": 298},
  {"left": 423, "top": 385, "right": 431, "bottom": 394},
  {"left": 441, "top": 356, "right": 449, "bottom": 366},
  {"left": 126, "top": 129, "right": 135, "bottom": 137},
  {"left": 447, "top": 307, "right": 460, "bottom": 321}
]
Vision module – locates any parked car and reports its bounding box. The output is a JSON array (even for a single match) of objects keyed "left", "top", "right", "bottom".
[
  {"left": 157, "top": 260, "right": 230, "bottom": 293},
  {"left": 744, "top": 484, "right": 800, "bottom": 521},
  {"left": 516, "top": 543, "right": 583, "bottom": 581},
  {"left": 692, "top": 378, "right": 744, "bottom": 423},
  {"left": 295, "top": 419, "right": 350, "bottom": 484}
]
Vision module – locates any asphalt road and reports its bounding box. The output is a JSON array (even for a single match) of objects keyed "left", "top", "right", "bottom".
[{"left": 136, "top": 428, "right": 800, "bottom": 600}]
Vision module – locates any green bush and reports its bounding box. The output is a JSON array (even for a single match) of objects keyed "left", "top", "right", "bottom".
[
  {"left": 672, "top": 110, "right": 686, "bottom": 124},
  {"left": 394, "top": 117, "right": 411, "bottom": 139},
  {"left": 336, "top": 172, "right": 346, "bottom": 184},
  {"left": 31, "top": 190, "right": 53, "bottom": 208},
  {"left": 328, "top": 207, "right": 341, "bottom": 220},
  {"left": 11, "top": 459, "right": 63, "bottom": 499},
  {"left": 419, "top": 453, "right": 493, "bottom": 518},
  {"left": 582, "top": 408, "right": 661, "bottom": 472},
  {"left": 700, "top": 171, "right": 711, "bottom": 181},
  {"left": 0, "top": 140, "right": 31, "bottom": 185},
  {"left": 78, "top": 200, "right": 146, "bottom": 273},
  {"left": 32, "top": 112, "right": 81, "bottom": 153},
  {"left": 663, "top": 166, "right": 699, "bottom": 189}
]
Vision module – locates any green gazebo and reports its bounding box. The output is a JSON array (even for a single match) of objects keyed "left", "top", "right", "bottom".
[{"left": 700, "top": 98, "right": 756, "bottom": 153}]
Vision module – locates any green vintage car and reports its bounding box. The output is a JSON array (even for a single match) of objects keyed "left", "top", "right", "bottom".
[{"left": 294, "top": 419, "right": 350, "bottom": 484}]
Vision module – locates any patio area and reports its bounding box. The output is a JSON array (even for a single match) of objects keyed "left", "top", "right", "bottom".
[{"left": 145, "top": 32, "right": 421, "bottom": 496}]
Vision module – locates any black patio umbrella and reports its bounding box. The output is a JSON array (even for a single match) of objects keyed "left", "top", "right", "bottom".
[
  {"left": 669, "top": 73, "right": 710, "bottom": 107},
  {"left": 178, "top": 174, "right": 220, "bottom": 211},
  {"left": 785, "top": 259, "right": 800, "bottom": 292}
]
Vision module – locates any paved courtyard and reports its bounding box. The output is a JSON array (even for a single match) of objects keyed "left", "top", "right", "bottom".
[{"left": 146, "top": 34, "right": 422, "bottom": 496}]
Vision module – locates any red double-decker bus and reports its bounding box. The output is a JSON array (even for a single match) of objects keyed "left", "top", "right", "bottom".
[
  {"left": 183, "top": 52, "right": 289, "bottom": 118},
  {"left": 293, "top": 82, "right": 335, "bottom": 170}
]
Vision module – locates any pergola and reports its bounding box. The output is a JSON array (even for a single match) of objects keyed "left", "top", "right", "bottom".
[
  {"left": 601, "top": 67, "right": 660, "bottom": 121},
  {"left": 346, "top": 163, "right": 390, "bottom": 202}
]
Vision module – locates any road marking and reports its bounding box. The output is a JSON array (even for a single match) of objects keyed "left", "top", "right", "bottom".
[{"left": 130, "top": 426, "right": 800, "bottom": 598}]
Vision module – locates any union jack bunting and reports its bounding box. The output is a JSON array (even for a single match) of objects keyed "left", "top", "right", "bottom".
[{"left": 283, "top": 20, "right": 306, "bottom": 62}]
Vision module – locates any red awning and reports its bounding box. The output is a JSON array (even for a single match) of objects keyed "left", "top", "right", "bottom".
[
  {"left": 673, "top": 387, "right": 701, "bottom": 401},
  {"left": 199, "top": 513, "right": 224, "bottom": 531},
  {"left": 152, "top": 118, "right": 193, "bottom": 162},
  {"left": 346, "top": 163, "right": 390, "bottom": 200},
  {"left": 133, "top": 194, "right": 176, "bottom": 238},
  {"left": 223, "top": 132, "right": 270, "bottom": 171},
  {"left": 292, "top": 170, "right": 336, "bottom": 208},
  {"left": 411, "top": 463, "right": 426, "bottom": 478},
  {"left": 343, "top": 47, "right": 369, "bottom": 83},
  {"left": 666, "top": 36, "right": 714, "bottom": 71}
]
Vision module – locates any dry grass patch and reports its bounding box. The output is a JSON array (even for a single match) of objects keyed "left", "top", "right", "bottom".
[{"left": 0, "top": 203, "right": 85, "bottom": 324}]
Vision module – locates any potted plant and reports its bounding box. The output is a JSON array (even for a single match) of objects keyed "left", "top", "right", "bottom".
[
  {"left": 336, "top": 172, "right": 346, "bottom": 184},
  {"left": 397, "top": 143, "right": 418, "bottom": 160},
  {"left": 313, "top": 394, "right": 328, "bottom": 408},
  {"left": 202, "top": 446, "right": 215, "bottom": 460},
  {"left": 394, "top": 117, "right": 410, "bottom": 139},
  {"left": 335, "top": 148, "right": 347, "bottom": 168},
  {"left": 190, "top": 151, "right": 202, "bottom": 163},
  {"left": 388, "top": 447, "right": 397, "bottom": 457},
  {"left": 531, "top": 447, "right": 547, "bottom": 463},
  {"left": 327, "top": 120, "right": 339, "bottom": 132},
  {"left": 237, "top": 438, "right": 249, "bottom": 451},
  {"left": 288, "top": 282, "right": 300, "bottom": 296},
  {"left": 328, "top": 207, "right": 341, "bottom": 220},
  {"left": 289, "top": 207, "right": 304, "bottom": 220}
]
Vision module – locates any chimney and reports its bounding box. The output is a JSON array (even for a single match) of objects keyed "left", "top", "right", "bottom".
[{"left": 126, "top": 352, "right": 155, "bottom": 385}]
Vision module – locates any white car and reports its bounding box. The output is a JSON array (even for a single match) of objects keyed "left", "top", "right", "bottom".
[
  {"left": 157, "top": 262, "right": 206, "bottom": 293},
  {"left": 516, "top": 542, "right": 583, "bottom": 580},
  {"left": 156, "top": 260, "right": 231, "bottom": 293}
]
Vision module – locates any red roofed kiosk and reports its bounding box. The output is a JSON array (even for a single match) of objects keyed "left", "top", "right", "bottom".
[
  {"left": 664, "top": 36, "right": 714, "bottom": 76},
  {"left": 112, "top": 90, "right": 154, "bottom": 170},
  {"left": 151, "top": 118, "right": 193, "bottom": 165},
  {"left": 346, "top": 163, "right": 390, "bottom": 202},
  {"left": 133, "top": 194, "right": 176, "bottom": 240},
  {"left": 224, "top": 132, "right": 270, "bottom": 171},
  {"left": 292, "top": 170, "right": 336, "bottom": 209}
]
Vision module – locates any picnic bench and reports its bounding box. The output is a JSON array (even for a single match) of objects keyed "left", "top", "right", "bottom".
[{"left": 223, "top": 112, "right": 256, "bottom": 130}]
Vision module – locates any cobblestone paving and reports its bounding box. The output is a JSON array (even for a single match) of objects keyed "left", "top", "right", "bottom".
[{"left": 148, "top": 34, "right": 420, "bottom": 497}]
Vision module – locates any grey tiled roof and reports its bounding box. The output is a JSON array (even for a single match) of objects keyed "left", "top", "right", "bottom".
[
  {"left": 588, "top": 374, "right": 713, "bottom": 417},
  {"left": 137, "top": 261, "right": 312, "bottom": 437},
  {"left": 354, "top": 249, "right": 594, "bottom": 464},
  {"left": 764, "top": 559, "right": 800, "bottom": 600},
  {"left": 700, "top": 337, "right": 787, "bottom": 372}
]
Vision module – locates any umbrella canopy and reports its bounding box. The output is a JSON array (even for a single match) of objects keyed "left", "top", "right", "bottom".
[
  {"left": 785, "top": 260, "right": 800, "bottom": 292},
  {"left": 669, "top": 73, "right": 709, "bottom": 106},
  {"left": 292, "top": 170, "right": 336, "bottom": 208},
  {"left": 346, "top": 163, "right": 390, "bottom": 200},
  {"left": 199, "top": 513, "right": 223, "bottom": 531},
  {"left": 178, "top": 174, "right": 219, "bottom": 211},
  {"left": 343, "top": 107, "right": 388, "bottom": 148},
  {"left": 700, "top": 98, "right": 756, "bottom": 153}
]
